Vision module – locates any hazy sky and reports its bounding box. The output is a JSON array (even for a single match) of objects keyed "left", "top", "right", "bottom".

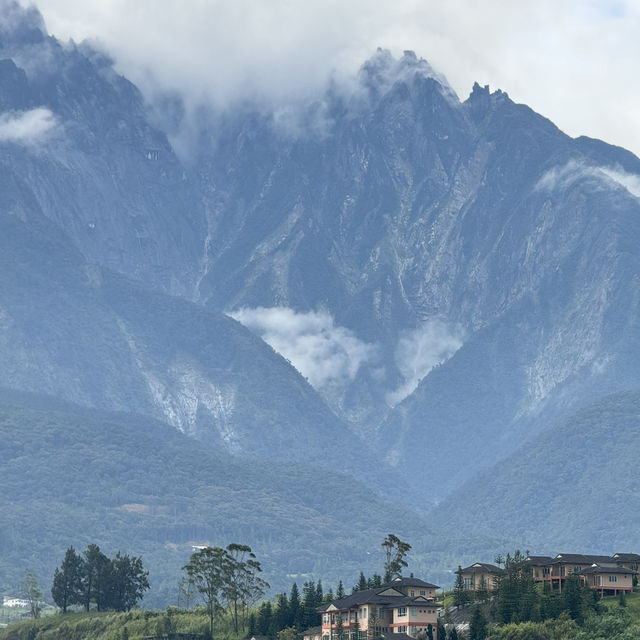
[{"left": 29, "top": 0, "right": 640, "bottom": 157}]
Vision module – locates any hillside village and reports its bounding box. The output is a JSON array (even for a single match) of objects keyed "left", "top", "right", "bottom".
[{"left": 307, "top": 551, "right": 639, "bottom": 640}]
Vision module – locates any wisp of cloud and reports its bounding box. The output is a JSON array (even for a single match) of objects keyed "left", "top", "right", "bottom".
[{"left": 0, "top": 107, "right": 58, "bottom": 145}]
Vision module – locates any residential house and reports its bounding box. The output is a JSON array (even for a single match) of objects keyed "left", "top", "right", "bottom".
[
  {"left": 319, "top": 578, "right": 439, "bottom": 640},
  {"left": 459, "top": 563, "right": 503, "bottom": 592},
  {"left": 525, "top": 553, "right": 637, "bottom": 595},
  {"left": 578, "top": 565, "right": 635, "bottom": 597}
]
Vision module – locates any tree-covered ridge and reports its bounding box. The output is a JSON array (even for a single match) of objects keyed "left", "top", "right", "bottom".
[
  {"left": 431, "top": 389, "right": 640, "bottom": 550},
  {"left": 0, "top": 390, "right": 469, "bottom": 608}
]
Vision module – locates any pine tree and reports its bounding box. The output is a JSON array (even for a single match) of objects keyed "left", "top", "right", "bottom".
[
  {"left": 289, "top": 582, "right": 302, "bottom": 629},
  {"left": 51, "top": 546, "right": 83, "bottom": 613},
  {"left": 335, "top": 611, "right": 345, "bottom": 640},
  {"left": 275, "top": 592, "right": 290, "bottom": 631},
  {"left": 469, "top": 605, "right": 487, "bottom": 640},
  {"left": 355, "top": 572, "right": 368, "bottom": 593},
  {"left": 452, "top": 566, "right": 469, "bottom": 609},
  {"left": 302, "top": 580, "right": 319, "bottom": 629},
  {"left": 258, "top": 601, "right": 273, "bottom": 635},
  {"left": 337, "top": 581, "right": 345, "bottom": 599},
  {"left": 476, "top": 575, "right": 489, "bottom": 604}
]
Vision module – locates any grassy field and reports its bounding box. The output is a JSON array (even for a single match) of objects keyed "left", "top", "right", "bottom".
[{"left": 0, "top": 607, "right": 214, "bottom": 640}]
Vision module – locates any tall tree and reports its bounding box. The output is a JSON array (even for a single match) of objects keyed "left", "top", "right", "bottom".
[
  {"left": 334, "top": 611, "right": 345, "bottom": 640},
  {"left": 493, "top": 550, "right": 536, "bottom": 624},
  {"left": 302, "top": 580, "right": 319, "bottom": 629},
  {"left": 336, "top": 580, "right": 345, "bottom": 599},
  {"left": 82, "top": 544, "right": 111, "bottom": 612},
  {"left": 257, "top": 601, "right": 273, "bottom": 635},
  {"left": 51, "top": 546, "right": 83, "bottom": 613},
  {"left": 476, "top": 575, "right": 489, "bottom": 604},
  {"left": 21, "top": 571, "right": 42, "bottom": 619},
  {"left": 183, "top": 546, "right": 228, "bottom": 639},
  {"left": 110, "top": 551, "right": 150, "bottom": 612},
  {"left": 452, "top": 566, "right": 469, "bottom": 609},
  {"left": 289, "top": 582, "right": 302, "bottom": 630},
  {"left": 222, "top": 543, "right": 269, "bottom": 634},
  {"left": 468, "top": 605, "right": 487, "bottom": 640},
  {"left": 274, "top": 592, "right": 291, "bottom": 631},
  {"left": 381, "top": 534, "right": 411, "bottom": 582}
]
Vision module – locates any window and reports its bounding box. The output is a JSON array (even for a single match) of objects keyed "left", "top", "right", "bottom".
[
  {"left": 410, "top": 590, "right": 415, "bottom": 596},
  {"left": 543, "top": 568, "right": 550, "bottom": 577},
  {"left": 359, "top": 607, "right": 367, "bottom": 618},
  {"left": 350, "top": 612, "right": 356, "bottom": 622},
  {"left": 378, "top": 608, "right": 385, "bottom": 620},
  {"left": 410, "top": 607, "right": 417, "bottom": 616},
  {"left": 397, "top": 607, "right": 407, "bottom": 617},
  {"left": 419, "top": 590, "right": 425, "bottom": 596},
  {"left": 609, "top": 575, "right": 618, "bottom": 583},
  {"left": 573, "top": 566, "right": 581, "bottom": 573},
  {"left": 463, "top": 577, "right": 474, "bottom": 590},
  {"left": 397, "top": 626, "right": 407, "bottom": 634},
  {"left": 411, "top": 628, "right": 417, "bottom": 635}
]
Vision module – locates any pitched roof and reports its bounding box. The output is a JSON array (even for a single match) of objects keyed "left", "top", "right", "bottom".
[
  {"left": 525, "top": 556, "right": 554, "bottom": 566},
  {"left": 612, "top": 553, "right": 640, "bottom": 563},
  {"left": 318, "top": 581, "right": 440, "bottom": 612},
  {"left": 553, "top": 554, "right": 614, "bottom": 565},
  {"left": 461, "top": 562, "right": 504, "bottom": 574},
  {"left": 319, "top": 586, "right": 406, "bottom": 611},
  {"left": 578, "top": 565, "right": 638, "bottom": 575},
  {"left": 385, "top": 577, "right": 440, "bottom": 589}
]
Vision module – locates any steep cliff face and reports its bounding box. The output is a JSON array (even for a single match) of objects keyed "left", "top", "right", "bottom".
[
  {"left": 190, "top": 50, "right": 640, "bottom": 500},
  {"left": 0, "top": 4, "right": 206, "bottom": 296}
]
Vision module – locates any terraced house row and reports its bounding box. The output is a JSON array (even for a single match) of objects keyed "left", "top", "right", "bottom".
[{"left": 460, "top": 552, "right": 640, "bottom": 597}]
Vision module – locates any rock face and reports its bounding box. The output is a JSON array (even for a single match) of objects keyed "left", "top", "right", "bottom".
[
  {"left": 0, "top": 3, "right": 206, "bottom": 296},
  {"left": 3, "top": 2, "right": 640, "bottom": 524},
  {"left": 191, "top": 52, "right": 640, "bottom": 500}
]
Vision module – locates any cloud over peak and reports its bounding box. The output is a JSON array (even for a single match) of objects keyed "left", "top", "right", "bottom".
[{"left": 0, "top": 107, "right": 58, "bottom": 145}]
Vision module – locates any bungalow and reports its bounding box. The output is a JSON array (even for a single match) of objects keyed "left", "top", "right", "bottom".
[{"left": 319, "top": 578, "right": 440, "bottom": 640}]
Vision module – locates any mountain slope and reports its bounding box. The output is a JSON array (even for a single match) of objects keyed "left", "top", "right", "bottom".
[
  {"left": 428, "top": 389, "right": 640, "bottom": 552},
  {"left": 0, "top": 143, "right": 408, "bottom": 500},
  {"left": 0, "top": 389, "right": 443, "bottom": 607}
]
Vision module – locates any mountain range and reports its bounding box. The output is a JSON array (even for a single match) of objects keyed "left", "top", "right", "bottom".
[{"left": 2, "top": 0, "right": 640, "bottom": 604}]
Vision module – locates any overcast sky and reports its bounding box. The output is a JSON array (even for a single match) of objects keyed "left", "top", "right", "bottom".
[{"left": 29, "top": 0, "right": 640, "bottom": 157}]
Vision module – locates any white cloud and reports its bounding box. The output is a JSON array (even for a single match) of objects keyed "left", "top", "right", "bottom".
[
  {"left": 387, "top": 320, "right": 463, "bottom": 406},
  {"left": 28, "top": 0, "right": 640, "bottom": 158},
  {"left": 0, "top": 107, "right": 58, "bottom": 145},
  {"left": 599, "top": 167, "right": 640, "bottom": 199},
  {"left": 536, "top": 160, "right": 640, "bottom": 199},
  {"left": 229, "top": 307, "right": 375, "bottom": 390}
]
